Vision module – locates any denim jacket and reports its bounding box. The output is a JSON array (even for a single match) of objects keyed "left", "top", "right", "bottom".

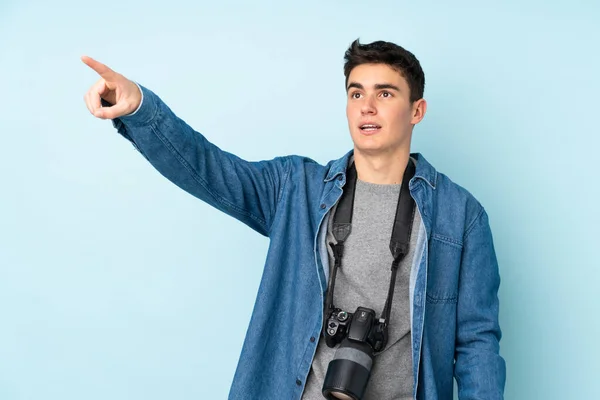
[{"left": 108, "top": 84, "right": 506, "bottom": 399}]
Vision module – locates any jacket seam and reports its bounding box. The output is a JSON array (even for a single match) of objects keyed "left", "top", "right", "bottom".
[
  {"left": 426, "top": 293, "right": 458, "bottom": 304},
  {"left": 431, "top": 233, "right": 463, "bottom": 248},
  {"left": 464, "top": 206, "right": 484, "bottom": 240},
  {"left": 149, "top": 123, "right": 268, "bottom": 232},
  {"left": 267, "top": 155, "right": 292, "bottom": 236}
]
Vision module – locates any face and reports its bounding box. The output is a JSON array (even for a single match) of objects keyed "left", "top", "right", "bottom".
[{"left": 346, "top": 63, "right": 426, "bottom": 157}]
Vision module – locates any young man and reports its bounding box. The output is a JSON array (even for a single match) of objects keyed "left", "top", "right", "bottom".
[{"left": 82, "top": 39, "right": 506, "bottom": 399}]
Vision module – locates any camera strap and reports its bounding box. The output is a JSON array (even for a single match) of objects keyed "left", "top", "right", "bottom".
[{"left": 323, "top": 158, "right": 416, "bottom": 348}]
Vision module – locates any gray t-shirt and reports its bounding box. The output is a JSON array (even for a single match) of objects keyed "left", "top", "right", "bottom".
[{"left": 302, "top": 173, "right": 421, "bottom": 400}]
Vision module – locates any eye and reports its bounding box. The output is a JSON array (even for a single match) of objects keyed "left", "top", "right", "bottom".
[
  {"left": 380, "top": 91, "right": 392, "bottom": 98},
  {"left": 351, "top": 92, "right": 362, "bottom": 99}
]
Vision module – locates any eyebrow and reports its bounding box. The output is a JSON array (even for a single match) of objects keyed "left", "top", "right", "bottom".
[{"left": 346, "top": 82, "right": 401, "bottom": 92}]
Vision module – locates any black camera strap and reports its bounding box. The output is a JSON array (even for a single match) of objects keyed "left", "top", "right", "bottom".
[{"left": 323, "top": 158, "right": 416, "bottom": 350}]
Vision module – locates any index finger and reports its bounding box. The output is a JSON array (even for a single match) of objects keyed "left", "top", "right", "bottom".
[{"left": 81, "top": 55, "right": 118, "bottom": 80}]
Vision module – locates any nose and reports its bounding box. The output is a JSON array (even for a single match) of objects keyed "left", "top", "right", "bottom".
[{"left": 360, "top": 95, "right": 377, "bottom": 115}]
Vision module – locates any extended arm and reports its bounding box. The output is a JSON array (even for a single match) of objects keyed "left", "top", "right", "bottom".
[{"left": 82, "top": 56, "right": 290, "bottom": 236}]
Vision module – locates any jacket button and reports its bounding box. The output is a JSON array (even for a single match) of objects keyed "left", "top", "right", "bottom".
[
  {"left": 296, "top": 379, "right": 302, "bottom": 386},
  {"left": 338, "top": 175, "right": 343, "bottom": 181},
  {"left": 320, "top": 203, "right": 326, "bottom": 209},
  {"left": 310, "top": 336, "right": 315, "bottom": 342}
]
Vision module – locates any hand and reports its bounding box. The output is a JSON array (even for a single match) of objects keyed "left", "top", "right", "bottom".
[{"left": 81, "top": 55, "right": 142, "bottom": 119}]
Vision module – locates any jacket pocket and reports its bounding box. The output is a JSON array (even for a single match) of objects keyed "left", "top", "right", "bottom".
[{"left": 426, "top": 235, "right": 462, "bottom": 303}]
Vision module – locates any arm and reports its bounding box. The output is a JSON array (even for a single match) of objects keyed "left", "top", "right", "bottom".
[
  {"left": 111, "top": 84, "right": 289, "bottom": 236},
  {"left": 82, "top": 56, "right": 290, "bottom": 236},
  {"left": 454, "top": 208, "right": 507, "bottom": 399}
]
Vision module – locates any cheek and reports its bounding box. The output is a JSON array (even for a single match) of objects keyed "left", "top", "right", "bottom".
[
  {"left": 346, "top": 102, "right": 355, "bottom": 115},
  {"left": 346, "top": 104, "right": 359, "bottom": 124},
  {"left": 386, "top": 107, "right": 412, "bottom": 127}
]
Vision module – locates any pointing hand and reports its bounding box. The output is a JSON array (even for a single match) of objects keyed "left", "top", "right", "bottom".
[{"left": 81, "top": 56, "right": 142, "bottom": 119}]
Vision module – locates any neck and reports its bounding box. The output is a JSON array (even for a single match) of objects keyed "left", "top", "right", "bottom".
[{"left": 353, "top": 148, "right": 411, "bottom": 185}]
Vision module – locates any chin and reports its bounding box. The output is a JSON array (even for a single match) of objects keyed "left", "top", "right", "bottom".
[
  {"left": 351, "top": 131, "right": 410, "bottom": 156},
  {"left": 352, "top": 136, "right": 383, "bottom": 152},
  {"left": 353, "top": 143, "right": 387, "bottom": 156}
]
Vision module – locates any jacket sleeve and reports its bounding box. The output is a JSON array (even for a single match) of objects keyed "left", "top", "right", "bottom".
[
  {"left": 454, "top": 207, "right": 507, "bottom": 399},
  {"left": 107, "top": 84, "right": 291, "bottom": 237}
]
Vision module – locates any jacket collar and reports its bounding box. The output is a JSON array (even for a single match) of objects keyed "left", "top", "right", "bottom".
[
  {"left": 324, "top": 150, "right": 353, "bottom": 182},
  {"left": 325, "top": 150, "right": 438, "bottom": 189},
  {"left": 411, "top": 152, "right": 438, "bottom": 189}
]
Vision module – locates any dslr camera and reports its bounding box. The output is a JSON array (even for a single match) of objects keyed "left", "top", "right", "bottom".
[{"left": 321, "top": 306, "right": 388, "bottom": 400}]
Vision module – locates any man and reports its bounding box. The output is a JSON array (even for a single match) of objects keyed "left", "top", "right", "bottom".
[{"left": 82, "top": 39, "right": 506, "bottom": 399}]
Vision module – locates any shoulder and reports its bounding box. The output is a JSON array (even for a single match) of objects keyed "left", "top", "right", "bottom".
[
  {"left": 285, "top": 150, "right": 353, "bottom": 180},
  {"left": 436, "top": 171, "right": 483, "bottom": 214},
  {"left": 414, "top": 153, "right": 487, "bottom": 238}
]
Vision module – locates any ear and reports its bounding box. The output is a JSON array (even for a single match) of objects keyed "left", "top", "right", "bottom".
[{"left": 410, "top": 98, "right": 427, "bottom": 125}]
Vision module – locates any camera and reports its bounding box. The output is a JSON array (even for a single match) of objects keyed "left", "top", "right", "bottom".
[{"left": 322, "top": 306, "right": 388, "bottom": 400}]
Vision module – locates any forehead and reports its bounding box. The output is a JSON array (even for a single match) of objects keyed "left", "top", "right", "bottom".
[{"left": 347, "top": 63, "right": 408, "bottom": 88}]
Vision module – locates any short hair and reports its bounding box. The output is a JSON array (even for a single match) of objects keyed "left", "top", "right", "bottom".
[{"left": 343, "top": 39, "right": 425, "bottom": 102}]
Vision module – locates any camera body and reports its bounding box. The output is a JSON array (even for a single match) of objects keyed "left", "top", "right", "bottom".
[
  {"left": 324, "top": 306, "right": 387, "bottom": 353},
  {"left": 322, "top": 306, "right": 389, "bottom": 399}
]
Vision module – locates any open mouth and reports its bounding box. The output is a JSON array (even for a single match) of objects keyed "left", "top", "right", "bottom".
[{"left": 360, "top": 124, "right": 381, "bottom": 133}]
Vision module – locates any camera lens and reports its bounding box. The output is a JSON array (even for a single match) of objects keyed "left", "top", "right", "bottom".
[{"left": 322, "top": 338, "right": 374, "bottom": 400}]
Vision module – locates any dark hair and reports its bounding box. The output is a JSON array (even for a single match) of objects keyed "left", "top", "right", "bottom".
[{"left": 343, "top": 39, "right": 425, "bottom": 102}]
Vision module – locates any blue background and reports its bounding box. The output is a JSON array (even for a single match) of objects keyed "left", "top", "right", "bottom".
[{"left": 1, "top": 0, "right": 598, "bottom": 398}]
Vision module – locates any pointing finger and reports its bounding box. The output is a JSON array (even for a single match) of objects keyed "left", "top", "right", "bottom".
[{"left": 81, "top": 55, "right": 118, "bottom": 81}]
